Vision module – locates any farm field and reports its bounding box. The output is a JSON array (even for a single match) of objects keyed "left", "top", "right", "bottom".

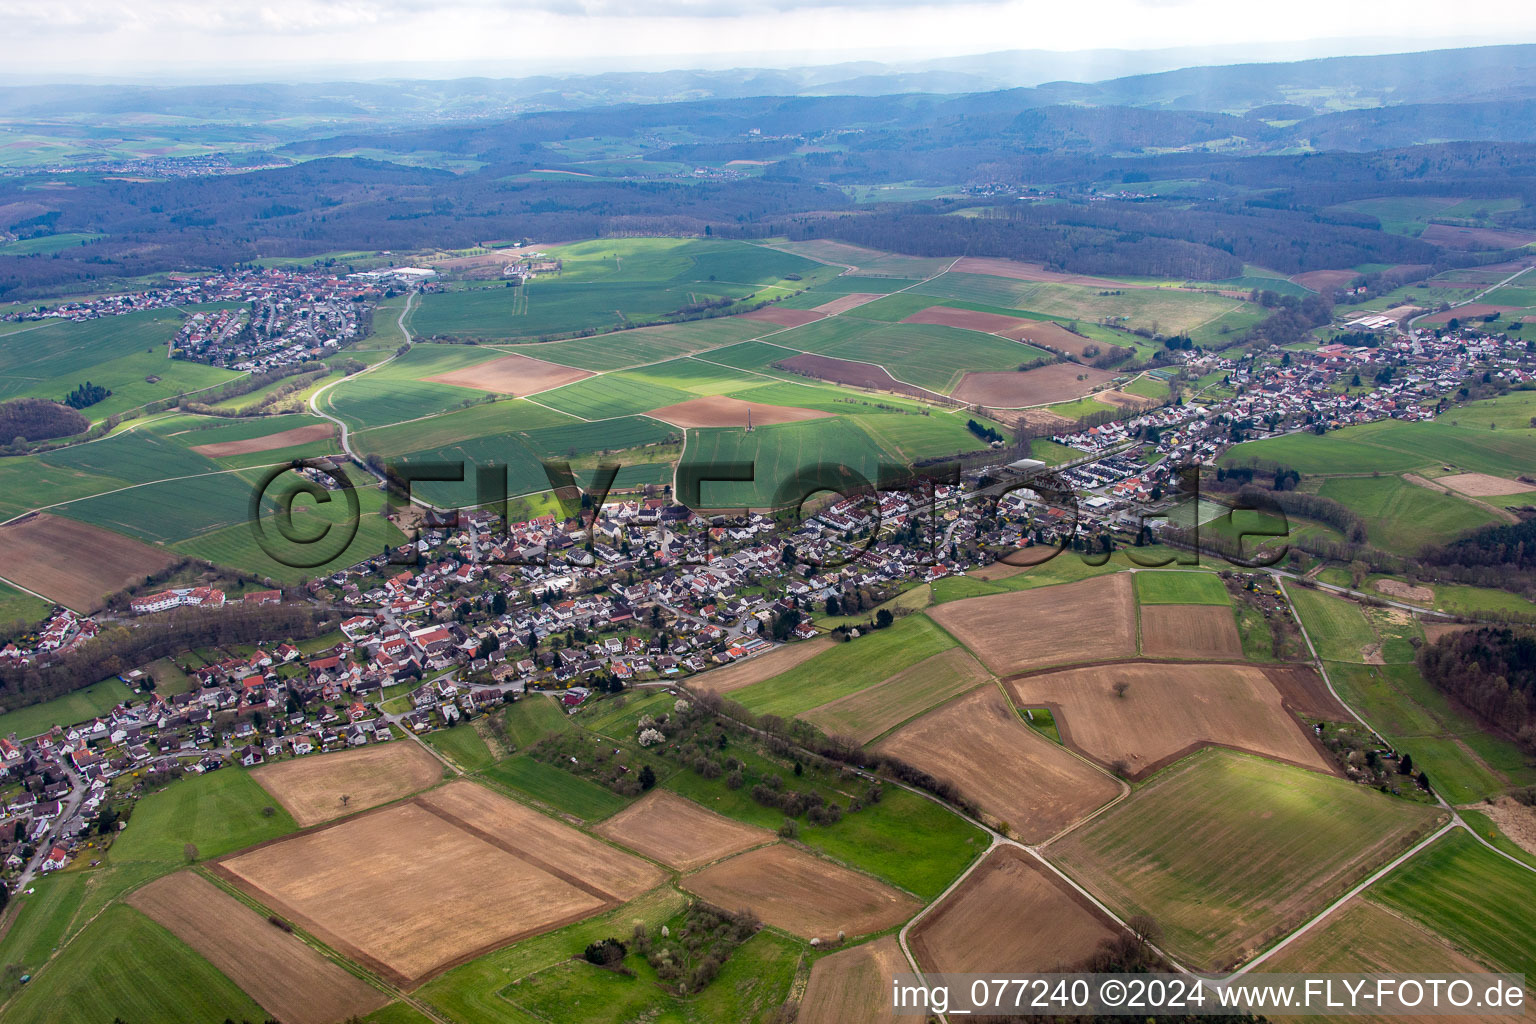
[
  {"left": 408, "top": 238, "right": 821, "bottom": 340},
  {"left": 127, "top": 871, "right": 390, "bottom": 1024},
  {"left": 424, "top": 723, "right": 495, "bottom": 771},
  {"left": 649, "top": 393, "right": 828, "bottom": 428},
  {"left": 0, "top": 512, "right": 176, "bottom": 611},
  {"left": 677, "top": 416, "right": 893, "bottom": 509},
  {"left": 1048, "top": 750, "right": 1441, "bottom": 970},
  {"left": 251, "top": 736, "right": 447, "bottom": 825},
  {"left": 504, "top": 317, "right": 767, "bottom": 371},
  {"left": 681, "top": 843, "right": 921, "bottom": 940},
  {"left": 216, "top": 783, "right": 658, "bottom": 986},
  {"left": 926, "top": 574, "right": 1138, "bottom": 675},
  {"left": 0, "top": 674, "right": 134, "bottom": 738},
  {"left": 687, "top": 638, "right": 834, "bottom": 694},
  {"left": 1139, "top": 603, "right": 1244, "bottom": 660},
  {"left": 1228, "top": 413, "right": 1536, "bottom": 479},
  {"left": 799, "top": 935, "right": 907, "bottom": 1024},
  {"left": 1317, "top": 475, "right": 1499, "bottom": 554},
  {"left": 725, "top": 614, "right": 957, "bottom": 718},
  {"left": 1006, "top": 661, "right": 1335, "bottom": 778},
  {"left": 950, "top": 363, "right": 1116, "bottom": 408},
  {"left": 798, "top": 646, "right": 992, "bottom": 744},
  {"left": 1261, "top": 898, "right": 1519, "bottom": 1024},
  {"left": 185, "top": 419, "right": 335, "bottom": 458},
  {"left": 876, "top": 684, "right": 1119, "bottom": 841},
  {"left": 480, "top": 754, "right": 630, "bottom": 820},
  {"left": 1370, "top": 829, "right": 1536, "bottom": 981},
  {"left": 108, "top": 767, "right": 299, "bottom": 869},
  {"left": 0, "top": 903, "right": 267, "bottom": 1024},
  {"left": 594, "top": 789, "right": 773, "bottom": 870},
  {"left": 1133, "top": 569, "right": 1230, "bottom": 605},
  {"left": 421, "top": 351, "right": 592, "bottom": 394},
  {"left": 909, "top": 846, "right": 1121, "bottom": 974}
]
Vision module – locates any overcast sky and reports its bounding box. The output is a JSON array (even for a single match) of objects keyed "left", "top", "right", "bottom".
[{"left": 2, "top": 0, "right": 1532, "bottom": 78}]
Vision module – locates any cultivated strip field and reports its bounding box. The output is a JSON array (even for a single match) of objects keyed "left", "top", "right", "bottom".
[
  {"left": 0, "top": 513, "right": 176, "bottom": 611},
  {"left": 1437, "top": 472, "right": 1536, "bottom": 496},
  {"left": 799, "top": 935, "right": 908, "bottom": 1024},
  {"left": 1048, "top": 750, "right": 1442, "bottom": 970},
  {"left": 682, "top": 844, "right": 921, "bottom": 940},
  {"left": 812, "top": 293, "right": 881, "bottom": 314},
  {"left": 188, "top": 423, "right": 335, "bottom": 457},
  {"left": 776, "top": 352, "right": 940, "bottom": 400},
  {"left": 418, "top": 780, "right": 664, "bottom": 899},
  {"left": 216, "top": 798, "right": 611, "bottom": 985},
  {"left": 1139, "top": 604, "right": 1244, "bottom": 660},
  {"left": 876, "top": 685, "right": 1119, "bottom": 841},
  {"left": 910, "top": 846, "right": 1120, "bottom": 973},
  {"left": 950, "top": 364, "right": 1116, "bottom": 408},
  {"left": 594, "top": 790, "right": 773, "bottom": 871},
  {"left": 128, "top": 871, "right": 390, "bottom": 1024},
  {"left": 950, "top": 257, "right": 1133, "bottom": 287},
  {"left": 688, "top": 639, "right": 834, "bottom": 694},
  {"left": 647, "top": 395, "right": 830, "bottom": 429},
  {"left": 423, "top": 352, "right": 593, "bottom": 394},
  {"left": 251, "top": 742, "right": 445, "bottom": 826},
  {"left": 798, "top": 647, "right": 991, "bottom": 744},
  {"left": 928, "top": 574, "right": 1138, "bottom": 675},
  {"left": 740, "top": 306, "right": 824, "bottom": 328},
  {"left": 1007, "top": 661, "right": 1333, "bottom": 778}
]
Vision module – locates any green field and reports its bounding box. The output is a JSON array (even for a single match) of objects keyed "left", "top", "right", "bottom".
[
  {"left": 677, "top": 417, "right": 894, "bottom": 509},
  {"left": 1050, "top": 749, "right": 1440, "bottom": 970},
  {"left": 111, "top": 767, "right": 298, "bottom": 867},
  {"left": 408, "top": 238, "right": 821, "bottom": 340},
  {"left": 501, "top": 695, "right": 574, "bottom": 750},
  {"left": 0, "top": 872, "right": 89, "bottom": 997},
  {"left": 799, "top": 786, "right": 987, "bottom": 900},
  {"left": 536, "top": 373, "right": 694, "bottom": 420},
  {"left": 1316, "top": 476, "right": 1499, "bottom": 554},
  {"left": 425, "top": 723, "right": 495, "bottom": 771},
  {"left": 0, "top": 904, "right": 266, "bottom": 1024},
  {"left": 1132, "top": 570, "right": 1230, "bottom": 605},
  {"left": 730, "top": 614, "right": 957, "bottom": 717},
  {"left": 509, "top": 318, "right": 767, "bottom": 371},
  {"left": 772, "top": 317, "right": 1051, "bottom": 394},
  {"left": 0, "top": 676, "right": 135, "bottom": 739},
  {"left": 1290, "top": 587, "right": 1380, "bottom": 662},
  {"left": 1370, "top": 829, "right": 1536, "bottom": 979},
  {"left": 1228, "top": 409, "right": 1536, "bottom": 479},
  {"left": 480, "top": 755, "right": 630, "bottom": 820}
]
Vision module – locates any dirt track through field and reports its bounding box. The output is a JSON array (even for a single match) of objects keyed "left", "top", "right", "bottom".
[
  {"left": 909, "top": 846, "right": 1120, "bottom": 973},
  {"left": 683, "top": 844, "right": 920, "bottom": 939},
  {"left": 595, "top": 790, "right": 773, "bottom": 870},
  {"left": 876, "top": 685, "right": 1118, "bottom": 841},
  {"left": 129, "top": 871, "right": 389, "bottom": 1024},
  {"left": 189, "top": 423, "right": 335, "bottom": 457},
  {"left": 0, "top": 512, "right": 176, "bottom": 611}
]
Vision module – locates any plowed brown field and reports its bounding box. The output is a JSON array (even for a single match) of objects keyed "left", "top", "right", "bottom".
[
  {"left": 251, "top": 742, "right": 445, "bottom": 826},
  {"left": 648, "top": 395, "right": 830, "bottom": 428},
  {"left": 928, "top": 574, "right": 1137, "bottom": 675},
  {"left": 799, "top": 935, "right": 908, "bottom": 1024},
  {"left": 950, "top": 364, "right": 1116, "bottom": 408},
  {"left": 0, "top": 513, "right": 176, "bottom": 611},
  {"left": 594, "top": 790, "right": 772, "bottom": 870},
  {"left": 1139, "top": 604, "right": 1243, "bottom": 660},
  {"left": 189, "top": 423, "right": 335, "bottom": 457},
  {"left": 423, "top": 352, "right": 592, "bottom": 395}
]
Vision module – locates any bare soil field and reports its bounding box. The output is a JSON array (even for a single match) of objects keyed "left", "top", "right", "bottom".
[
  {"left": 0, "top": 513, "right": 176, "bottom": 611},
  {"left": 594, "top": 790, "right": 773, "bottom": 871},
  {"left": 1095, "top": 390, "right": 1158, "bottom": 410},
  {"left": 901, "top": 305, "right": 1030, "bottom": 335},
  {"left": 251, "top": 742, "right": 444, "bottom": 826},
  {"left": 1010, "top": 321, "right": 1105, "bottom": 358},
  {"left": 216, "top": 799, "right": 610, "bottom": 986},
  {"left": 799, "top": 935, "right": 908, "bottom": 1024},
  {"left": 952, "top": 257, "right": 1140, "bottom": 288},
  {"left": 928, "top": 574, "right": 1137, "bottom": 675},
  {"left": 423, "top": 352, "right": 592, "bottom": 395},
  {"left": 876, "top": 685, "right": 1119, "bottom": 841},
  {"left": 1139, "top": 604, "right": 1243, "bottom": 660},
  {"left": 798, "top": 647, "right": 992, "bottom": 744},
  {"left": 682, "top": 844, "right": 920, "bottom": 940},
  {"left": 994, "top": 407, "right": 1076, "bottom": 431},
  {"left": 689, "top": 639, "right": 834, "bottom": 694},
  {"left": 1374, "top": 578, "right": 1435, "bottom": 603},
  {"left": 1422, "top": 621, "right": 1473, "bottom": 643},
  {"left": 1263, "top": 899, "right": 1522, "bottom": 1024},
  {"left": 1438, "top": 472, "right": 1536, "bottom": 497},
  {"left": 740, "top": 306, "right": 825, "bottom": 328},
  {"left": 1007, "top": 661, "right": 1334, "bottom": 778},
  {"left": 189, "top": 423, "right": 335, "bottom": 457},
  {"left": 1289, "top": 269, "right": 1360, "bottom": 292},
  {"left": 1478, "top": 796, "right": 1536, "bottom": 859},
  {"left": 419, "top": 780, "right": 664, "bottom": 899},
  {"left": 128, "top": 871, "right": 389, "bottom": 1024},
  {"left": 1421, "top": 303, "right": 1520, "bottom": 324},
  {"left": 950, "top": 364, "right": 1116, "bottom": 408},
  {"left": 909, "top": 847, "right": 1120, "bottom": 973},
  {"left": 1419, "top": 223, "right": 1536, "bottom": 250},
  {"left": 812, "top": 293, "right": 882, "bottom": 314},
  {"left": 648, "top": 394, "right": 831, "bottom": 429},
  {"left": 1262, "top": 664, "right": 1351, "bottom": 720},
  {"left": 776, "top": 353, "right": 941, "bottom": 400}
]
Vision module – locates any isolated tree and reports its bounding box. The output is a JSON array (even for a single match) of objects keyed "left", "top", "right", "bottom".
[
  {"left": 875, "top": 608, "right": 894, "bottom": 629},
  {"left": 340, "top": 793, "right": 351, "bottom": 808},
  {"left": 183, "top": 843, "right": 199, "bottom": 864},
  {"left": 1112, "top": 681, "right": 1130, "bottom": 699},
  {"left": 639, "top": 765, "right": 657, "bottom": 791},
  {"left": 1398, "top": 754, "right": 1414, "bottom": 775}
]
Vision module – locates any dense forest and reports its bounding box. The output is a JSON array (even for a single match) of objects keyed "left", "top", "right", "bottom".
[
  {"left": 1426, "top": 518, "right": 1536, "bottom": 573},
  {"left": 0, "top": 398, "right": 89, "bottom": 442},
  {"left": 1418, "top": 627, "right": 1536, "bottom": 748}
]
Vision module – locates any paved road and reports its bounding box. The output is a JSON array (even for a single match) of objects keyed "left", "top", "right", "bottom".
[{"left": 309, "top": 290, "right": 417, "bottom": 486}]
